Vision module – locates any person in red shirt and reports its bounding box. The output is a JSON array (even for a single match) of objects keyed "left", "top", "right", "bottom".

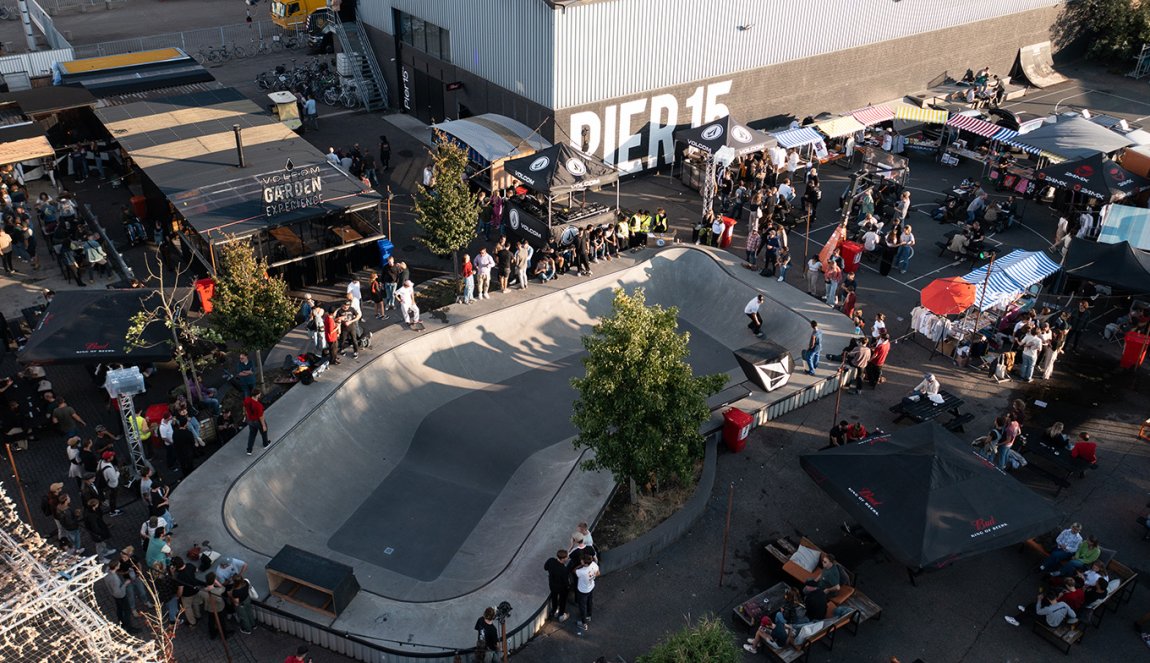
[
  {"left": 242, "top": 388, "right": 269, "bottom": 456},
  {"left": 866, "top": 332, "right": 891, "bottom": 388},
  {"left": 322, "top": 308, "right": 341, "bottom": 365},
  {"left": 284, "top": 645, "right": 311, "bottom": 663},
  {"left": 1070, "top": 432, "right": 1097, "bottom": 466},
  {"left": 1058, "top": 577, "right": 1086, "bottom": 612}
]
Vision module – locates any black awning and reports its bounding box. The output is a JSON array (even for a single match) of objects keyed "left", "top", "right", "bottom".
[{"left": 503, "top": 143, "right": 619, "bottom": 195}]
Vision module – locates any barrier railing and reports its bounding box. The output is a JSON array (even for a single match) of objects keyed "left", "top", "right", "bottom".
[{"left": 71, "top": 19, "right": 306, "bottom": 60}]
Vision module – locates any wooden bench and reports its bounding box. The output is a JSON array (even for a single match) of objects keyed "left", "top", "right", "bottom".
[
  {"left": 759, "top": 610, "right": 858, "bottom": 663},
  {"left": 1032, "top": 618, "right": 1084, "bottom": 654},
  {"left": 764, "top": 536, "right": 881, "bottom": 630}
]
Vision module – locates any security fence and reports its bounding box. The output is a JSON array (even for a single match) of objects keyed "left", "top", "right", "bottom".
[{"left": 72, "top": 19, "right": 306, "bottom": 60}]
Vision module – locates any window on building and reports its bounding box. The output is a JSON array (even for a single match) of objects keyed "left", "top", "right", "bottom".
[{"left": 395, "top": 10, "right": 450, "bottom": 63}]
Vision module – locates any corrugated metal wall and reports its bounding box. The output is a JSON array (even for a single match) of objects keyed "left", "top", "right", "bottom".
[
  {"left": 553, "top": 0, "right": 1062, "bottom": 109},
  {"left": 357, "top": 0, "right": 555, "bottom": 108}
]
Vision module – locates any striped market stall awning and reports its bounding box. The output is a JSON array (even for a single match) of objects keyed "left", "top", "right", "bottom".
[
  {"left": 850, "top": 105, "right": 895, "bottom": 126},
  {"left": 961, "top": 249, "right": 1062, "bottom": 308},
  {"left": 991, "top": 127, "right": 1018, "bottom": 142},
  {"left": 814, "top": 115, "right": 865, "bottom": 139},
  {"left": 947, "top": 114, "right": 1001, "bottom": 138},
  {"left": 894, "top": 104, "right": 949, "bottom": 125},
  {"left": 997, "top": 135, "right": 1042, "bottom": 155},
  {"left": 772, "top": 126, "right": 824, "bottom": 149}
]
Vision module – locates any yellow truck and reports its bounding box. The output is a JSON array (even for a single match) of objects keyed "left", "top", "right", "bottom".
[{"left": 270, "top": 0, "right": 328, "bottom": 29}]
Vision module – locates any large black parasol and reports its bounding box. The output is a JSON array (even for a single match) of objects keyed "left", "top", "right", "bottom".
[
  {"left": 672, "top": 115, "right": 773, "bottom": 157},
  {"left": 800, "top": 422, "right": 1060, "bottom": 571},
  {"left": 18, "top": 289, "right": 173, "bottom": 365},
  {"left": 1033, "top": 153, "right": 1148, "bottom": 201}
]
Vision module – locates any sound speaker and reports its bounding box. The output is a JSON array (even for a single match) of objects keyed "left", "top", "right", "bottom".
[{"left": 734, "top": 340, "right": 793, "bottom": 392}]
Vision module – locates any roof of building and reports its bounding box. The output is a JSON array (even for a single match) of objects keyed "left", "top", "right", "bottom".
[{"left": 95, "top": 87, "right": 380, "bottom": 239}]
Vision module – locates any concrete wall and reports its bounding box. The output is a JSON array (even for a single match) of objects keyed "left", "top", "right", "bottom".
[{"left": 555, "top": 4, "right": 1064, "bottom": 172}]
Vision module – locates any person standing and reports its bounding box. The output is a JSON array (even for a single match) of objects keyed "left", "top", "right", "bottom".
[
  {"left": 474, "top": 607, "right": 500, "bottom": 662},
  {"left": 1068, "top": 300, "right": 1091, "bottom": 351},
  {"left": 368, "top": 272, "right": 386, "bottom": 319},
  {"left": 894, "top": 224, "right": 915, "bottom": 274},
  {"left": 97, "top": 451, "right": 123, "bottom": 516},
  {"left": 515, "top": 240, "right": 531, "bottom": 290},
  {"left": 234, "top": 352, "right": 257, "bottom": 398},
  {"left": 1017, "top": 327, "right": 1043, "bottom": 382},
  {"left": 745, "top": 294, "right": 765, "bottom": 337},
  {"left": 378, "top": 135, "right": 391, "bottom": 170},
  {"left": 803, "top": 320, "right": 822, "bottom": 375},
  {"left": 243, "top": 388, "right": 269, "bottom": 456},
  {"left": 323, "top": 308, "right": 341, "bottom": 365},
  {"left": 805, "top": 254, "right": 822, "bottom": 296},
  {"left": 0, "top": 225, "right": 14, "bottom": 274},
  {"left": 172, "top": 416, "right": 197, "bottom": 476},
  {"left": 381, "top": 256, "right": 399, "bottom": 312},
  {"left": 103, "top": 562, "right": 137, "bottom": 633},
  {"left": 823, "top": 254, "right": 843, "bottom": 308},
  {"left": 172, "top": 556, "right": 204, "bottom": 627},
  {"left": 304, "top": 94, "right": 318, "bottom": 131},
  {"left": 867, "top": 332, "right": 890, "bottom": 388},
  {"left": 894, "top": 190, "right": 911, "bottom": 224},
  {"left": 574, "top": 552, "right": 600, "bottom": 634},
  {"left": 847, "top": 337, "right": 872, "bottom": 395},
  {"left": 83, "top": 499, "right": 113, "bottom": 558},
  {"left": 474, "top": 248, "right": 495, "bottom": 299},
  {"left": 460, "top": 253, "right": 475, "bottom": 304}
]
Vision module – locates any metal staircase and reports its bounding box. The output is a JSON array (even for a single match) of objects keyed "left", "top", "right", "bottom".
[
  {"left": 332, "top": 14, "right": 388, "bottom": 111},
  {"left": 1129, "top": 44, "right": 1150, "bottom": 80}
]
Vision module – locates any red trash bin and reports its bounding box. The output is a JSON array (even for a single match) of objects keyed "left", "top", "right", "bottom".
[
  {"left": 720, "top": 215, "right": 737, "bottom": 249},
  {"left": 839, "top": 240, "right": 863, "bottom": 273},
  {"left": 130, "top": 195, "right": 148, "bottom": 220},
  {"left": 722, "top": 408, "right": 754, "bottom": 453}
]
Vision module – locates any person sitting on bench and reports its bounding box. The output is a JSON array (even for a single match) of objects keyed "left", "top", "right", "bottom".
[
  {"left": 946, "top": 229, "right": 970, "bottom": 255},
  {"left": 1039, "top": 523, "right": 1083, "bottom": 574},
  {"left": 1069, "top": 432, "right": 1098, "bottom": 466},
  {"left": 909, "top": 373, "right": 940, "bottom": 399},
  {"left": 1049, "top": 535, "right": 1101, "bottom": 578},
  {"left": 1043, "top": 422, "right": 1070, "bottom": 450},
  {"left": 1034, "top": 588, "right": 1078, "bottom": 628}
]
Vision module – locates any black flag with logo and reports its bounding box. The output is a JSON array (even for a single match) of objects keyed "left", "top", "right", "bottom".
[
  {"left": 673, "top": 115, "right": 772, "bottom": 157},
  {"left": 1033, "top": 153, "right": 1148, "bottom": 202},
  {"left": 504, "top": 143, "right": 619, "bottom": 195}
]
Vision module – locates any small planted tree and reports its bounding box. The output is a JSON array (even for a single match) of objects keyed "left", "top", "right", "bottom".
[
  {"left": 571, "top": 288, "right": 726, "bottom": 499},
  {"left": 636, "top": 615, "right": 741, "bottom": 663},
  {"left": 414, "top": 129, "right": 481, "bottom": 274},
  {"left": 207, "top": 241, "right": 297, "bottom": 390}
]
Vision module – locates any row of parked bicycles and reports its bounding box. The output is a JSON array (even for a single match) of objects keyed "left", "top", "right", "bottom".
[
  {"left": 195, "top": 32, "right": 304, "bottom": 63},
  {"left": 255, "top": 57, "right": 361, "bottom": 109}
]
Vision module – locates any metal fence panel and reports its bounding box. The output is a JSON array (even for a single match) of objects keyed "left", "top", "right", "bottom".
[
  {"left": 71, "top": 20, "right": 305, "bottom": 60},
  {"left": 26, "top": 0, "right": 72, "bottom": 50}
]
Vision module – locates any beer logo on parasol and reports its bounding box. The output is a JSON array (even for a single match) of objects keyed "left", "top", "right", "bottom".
[
  {"left": 529, "top": 156, "right": 550, "bottom": 171},
  {"left": 701, "top": 124, "right": 724, "bottom": 140},
  {"left": 1108, "top": 166, "right": 1130, "bottom": 185},
  {"left": 1036, "top": 172, "right": 1045, "bottom": 180},
  {"left": 509, "top": 209, "right": 520, "bottom": 230},
  {"left": 1073, "top": 164, "right": 1094, "bottom": 179},
  {"left": 731, "top": 126, "right": 754, "bottom": 143},
  {"left": 565, "top": 158, "right": 587, "bottom": 176}
]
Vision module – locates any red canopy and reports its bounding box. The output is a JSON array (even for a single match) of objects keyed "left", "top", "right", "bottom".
[{"left": 921, "top": 277, "right": 976, "bottom": 315}]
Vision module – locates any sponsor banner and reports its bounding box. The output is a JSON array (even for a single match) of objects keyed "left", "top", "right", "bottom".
[{"left": 507, "top": 202, "right": 553, "bottom": 249}]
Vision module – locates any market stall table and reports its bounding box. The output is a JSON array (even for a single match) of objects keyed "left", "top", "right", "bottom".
[
  {"left": 889, "top": 390, "right": 965, "bottom": 425},
  {"left": 329, "top": 225, "right": 363, "bottom": 243}
]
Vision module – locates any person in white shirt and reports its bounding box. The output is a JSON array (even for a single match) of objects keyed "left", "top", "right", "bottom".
[
  {"left": 786, "top": 149, "right": 799, "bottom": 175},
  {"left": 911, "top": 373, "right": 940, "bottom": 397},
  {"left": 805, "top": 256, "right": 822, "bottom": 296},
  {"left": 303, "top": 96, "right": 318, "bottom": 130},
  {"left": 777, "top": 180, "right": 795, "bottom": 204},
  {"left": 326, "top": 148, "right": 340, "bottom": 165},
  {"left": 862, "top": 227, "right": 881, "bottom": 252},
  {"left": 710, "top": 216, "right": 725, "bottom": 247},
  {"left": 422, "top": 165, "right": 435, "bottom": 188},
  {"left": 1076, "top": 212, "right": 1095, "bottom": 239},
  {"left": 1054, "top": 216, "right": 1069, "bottom": 245},
  {"left": 573, "top": 553, "right": 600, "bottom": 631},
  {"left": 745, "top": 294, "right": 765, "bottom": 337},
  {"left": 214, "top": 557, "right": 248, "bottom": 583},
  {"left": 1018, "top": 328, "right": 1044, "bottom": 382},
  {"left": 473, "top": 248, "right": 495, "bottom": 299},
  {"left": 871, "top": 313, "right": 887, "bottom": 339},
  {"left": 572, "top": 523, "right": 594, "bottom": 549},
  {"left": 395, "top": 280, "right": 420, "bottom": 325}
]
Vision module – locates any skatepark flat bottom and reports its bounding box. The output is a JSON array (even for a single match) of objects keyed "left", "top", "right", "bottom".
[{"left": 326, "top": 321, "right": 731, "bottom": 581}]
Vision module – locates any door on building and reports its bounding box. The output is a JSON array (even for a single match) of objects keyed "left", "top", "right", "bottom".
[{"left": 413, "top": 69, "right": 445, "bottom": 124}]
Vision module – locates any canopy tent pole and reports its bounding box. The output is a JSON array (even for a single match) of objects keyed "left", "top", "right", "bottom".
[
  {"left": 548, "top": 195, "right": 553, "bottom": 229},
  {"left": 700, "top": 154, "right": 717, "bottom": 223},
  {"left": 974, "top": 252, "right": 998, "bottom": 326}
]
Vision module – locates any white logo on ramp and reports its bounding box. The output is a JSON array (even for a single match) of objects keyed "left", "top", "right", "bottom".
[
  {"left": 565, "top": 158, "right": 587, "bottom": 176},
  {"left": 529, "top": 156, "right": 550, "bottom": 171},
  {"left": 701, "top": 124, "right": 724, "bottom": 140}
]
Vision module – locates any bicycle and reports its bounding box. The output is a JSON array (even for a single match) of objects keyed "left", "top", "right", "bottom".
[{"left": 339, "top": 82, "right": 360, "bottom": 109}]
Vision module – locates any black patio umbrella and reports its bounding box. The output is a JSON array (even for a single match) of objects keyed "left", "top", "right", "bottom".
[
  {"left": 503, "top": 143, "right": 619, "bottom": 195},
  {"left": 800, "top": 422, "right": 1060, "bottom": 572},
  {"left": 672, "top": 114, "right": 772, "bottom": 157},
  {"left": 1033, "top": 153, "right": 1149, "bottom": 201},
  {"left": 18, "top": 289, "right": 173, "bottom": 365}
]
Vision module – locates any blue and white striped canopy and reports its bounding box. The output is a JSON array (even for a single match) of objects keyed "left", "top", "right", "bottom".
[
  {"left": 961, "top": 250, "right": 1061, "bottom": 308},
  {"left": 772, "top": 127, "right": 824, "bottom": 149},
  {"left": 997, "top": 135, "right": 1042, "bottom": 155},
  {"left": 991, "top": 128, "right": 1018, "bottom": 142}
]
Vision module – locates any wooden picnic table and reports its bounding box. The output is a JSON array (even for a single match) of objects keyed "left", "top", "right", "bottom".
[
  {"left": 1020, "top": 440, "right": 1091, "bottom": 496},
  {"left": 889, "top": 389, "right": 966, "bottom": 425},
  {"left": 734, "top": 581, "right": 791, "bottom": 628}
]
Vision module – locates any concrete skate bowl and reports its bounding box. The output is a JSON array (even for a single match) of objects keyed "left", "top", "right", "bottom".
[{"left": 222, "top": 248, "right": 809, "bottom": 602}]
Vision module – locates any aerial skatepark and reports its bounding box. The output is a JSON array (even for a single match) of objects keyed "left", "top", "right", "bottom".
[{"left": 172, "top": 246, "right": 853, "bottom": 659}]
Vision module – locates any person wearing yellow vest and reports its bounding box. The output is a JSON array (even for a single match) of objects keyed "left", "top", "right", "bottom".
[
  {"left": 628, "top": 211, "right": 642, "bottom": 250},
  {"left": 652, "top": 208, "right": 668, "bottom": 234},
  {"left": 635, "top": 209, "right": 652, "bottom": 249},
  {"left": 131, "top": 413, "right": 154, "bottom": 458}
]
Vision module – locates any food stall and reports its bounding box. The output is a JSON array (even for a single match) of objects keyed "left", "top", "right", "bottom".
[
  {"left": 813, "top": 114, "right": 865, "bottom": 164},
  {"left": 892, "top": 103, "right": 949, "bottom": 154}
]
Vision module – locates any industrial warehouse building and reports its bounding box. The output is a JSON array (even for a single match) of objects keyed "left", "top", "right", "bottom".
[{"left": 355, "top": 0, "right": 1065, "bottom": 172}]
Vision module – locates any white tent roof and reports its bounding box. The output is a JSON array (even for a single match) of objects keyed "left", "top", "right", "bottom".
[{"left": 433, "top": 114, "right": 551, "bottom": 166}]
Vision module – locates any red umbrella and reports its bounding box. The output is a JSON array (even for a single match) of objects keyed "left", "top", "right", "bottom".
[{"left": 921, "top": 277, "right": 976, "bottom": 315}]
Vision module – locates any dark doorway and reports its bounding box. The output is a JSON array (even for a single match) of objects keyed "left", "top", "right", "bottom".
[
  {"left": 413, "top": 69, "right": 445, "bottom": 124},
  {"left": 458, "top": 102, "right": 472, "bottom": 119}
]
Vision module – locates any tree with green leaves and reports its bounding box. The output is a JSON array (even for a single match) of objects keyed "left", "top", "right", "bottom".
[
  {"left": 1054, "top": 0, "right": 1150, "bottom": 64},
  {"left": 636, "top": 615, "right": 741, "bottom": 663},
  {"left": 414, "top": 129, "right": 482, "bottom": 275},
  {"left": 571, "top": 288, "right": 726, "bottom": 498},
  {"left": 206, "top": 241, "right": 297, "bottom": 391}
]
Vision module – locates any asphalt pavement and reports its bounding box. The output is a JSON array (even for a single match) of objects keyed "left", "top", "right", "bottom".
[{"left": 4, "top": 13, "right": 1150, "bottom": 660}]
